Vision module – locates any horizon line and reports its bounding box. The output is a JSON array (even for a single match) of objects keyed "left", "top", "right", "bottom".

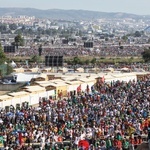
[{"left": 0, "top": 7, "right": 148, "bottom": 16}]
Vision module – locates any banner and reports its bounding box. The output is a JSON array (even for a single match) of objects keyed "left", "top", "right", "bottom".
[{"left": 19, "top": 132, "right": 22, "bottom": 145}]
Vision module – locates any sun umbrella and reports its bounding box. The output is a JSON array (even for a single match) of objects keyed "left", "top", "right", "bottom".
[{"left": 78, "top": 140, "right": 89, "bottom": 150}]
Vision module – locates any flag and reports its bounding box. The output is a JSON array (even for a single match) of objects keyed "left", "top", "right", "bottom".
[
  {"left": 127, "top": 126, "right": 136, "bottom": 136},
  {"left": 18, "top": 132, "right": 22, "bottom": 145},
  {"left": 77, "top": 84, "right": 81, "bottom": 92},
  {"left": 54, "top": 135, "right": 63, "bottom": 142},
  {"left": 78, "top": 140, "right": 89, "bottom": 150}
]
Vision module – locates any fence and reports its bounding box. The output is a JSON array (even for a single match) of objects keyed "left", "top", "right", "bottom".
[{"left": 12, "top": 135, "right": 148, "bottom": 150}]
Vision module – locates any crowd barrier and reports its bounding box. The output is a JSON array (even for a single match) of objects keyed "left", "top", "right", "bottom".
[
  {"left": 21, "top": 142, "right": 149, "bottom": 150},
  {"left": 17, "top": 135, "right": 148, "bottom": 149}
]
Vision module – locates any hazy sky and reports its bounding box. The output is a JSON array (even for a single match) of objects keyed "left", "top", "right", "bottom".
[{"left": 0, "top": 0, "right": 150, "bottom": 15}]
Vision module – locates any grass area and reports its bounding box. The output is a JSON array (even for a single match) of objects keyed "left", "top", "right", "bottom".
[
  {"left": 64, "top": 56, "right": 143, "bottom": 64},
  {"left": 9, "top": 56, "right": 144, "bottom": 64},
  {"left": 98, "top": 57, "right": 143, "bottom": 63}
]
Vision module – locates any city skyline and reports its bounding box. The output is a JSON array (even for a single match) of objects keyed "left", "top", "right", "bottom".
[{"left": 0, "top": 0, "right": 150, "bottom": 16}]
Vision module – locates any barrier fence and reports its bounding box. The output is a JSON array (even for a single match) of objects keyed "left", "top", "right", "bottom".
[
  {"left": 18, "top": 142, "right": 149, "bottom": 150},
  {"left": 5, "top": 135, "right": 148, "bottom": 150}
]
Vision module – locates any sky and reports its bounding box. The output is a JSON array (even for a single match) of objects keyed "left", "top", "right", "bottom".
[{"left": 0, "top": 0, "right": 150, "bottom": 15}]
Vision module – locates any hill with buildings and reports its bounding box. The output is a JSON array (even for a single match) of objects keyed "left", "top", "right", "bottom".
[{"left": 0, "top": 8, "right": 149, "bottom": 20}]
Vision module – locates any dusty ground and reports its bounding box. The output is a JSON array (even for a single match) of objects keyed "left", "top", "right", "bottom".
[{"left": 0, "top": 91, "right": 9, "bottom": 95}]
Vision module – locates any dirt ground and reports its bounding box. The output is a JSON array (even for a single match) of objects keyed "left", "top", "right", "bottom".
[{"left": 0, "top": 91, "right": 9, "bottom": 95}]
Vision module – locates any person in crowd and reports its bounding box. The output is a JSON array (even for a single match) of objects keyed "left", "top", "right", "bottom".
[{"left": 0, "top": 75, "right": 149, "bottom": 149}]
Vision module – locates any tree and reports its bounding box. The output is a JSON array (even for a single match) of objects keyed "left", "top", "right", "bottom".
[
  {"left": 141, "top": 48, "right": 150, "bottom": 62},
  {"left": 73, "top": 57, "right": 80, "bottom": 65},
  {"left": 105, "top": 37, "right": 109, "bottom": 41},
  {"left": 0, "top": 43, "right": 6, "bottom": 65},
  {"left": 6, "top": 64, "right": 13, "bottom": 75},
  {"left": 9, "top": 23, "right": 17, "bottom": 30},
  {"left": 85, "top": 59, "right": 90, "bottom": 65},
  {"left": 120, "top": 46, "right": 124, "bottom": 49},
  {"left": 91, "top": 58, "right": 97, "bottom": 64},
  {"left": 134, "top": 31, "right": 142, "bottom": 37},
  {"left": 38, "top": 45, "right": 42, "bottom": 56},
  {"left": 0, "top": 24, "right": 7, "bottom": 32},
  {"left": 122, "top": 35, "right": 128, "bottom": 41},
  {"left": 30, "top": 55, "right": 40, "bottom": 63},
  {"left": 14, "top": 34, "right": 24, "bottom": 46},
  {"left": 90, "top": 57, "right": 97, "bottom": 67}
]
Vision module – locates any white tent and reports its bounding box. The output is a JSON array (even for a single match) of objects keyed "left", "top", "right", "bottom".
[{"left": 13, "top": 73, "right": 39, "bottom": 83}]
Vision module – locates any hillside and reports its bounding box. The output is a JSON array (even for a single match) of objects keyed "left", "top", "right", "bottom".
[{"left": 0, "top": 8, "right": 149, "bottom": 20}]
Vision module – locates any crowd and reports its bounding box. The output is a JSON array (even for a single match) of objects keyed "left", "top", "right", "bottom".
[
  {"left": 11, "top": 44, "right": 149, "bottom": 58},
  {"left": 0, "top": 76, "right": 150, "bottom": 150}
]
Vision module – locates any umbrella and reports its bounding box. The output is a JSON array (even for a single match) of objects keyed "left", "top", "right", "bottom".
[{"left": 78, "top": 140, "right": 89, "bottom": 150}]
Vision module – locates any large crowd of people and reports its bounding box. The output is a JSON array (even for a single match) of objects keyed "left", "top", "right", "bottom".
[
  {"left": 11, "top": 44, "right": 149, "bottom": 58},
  {"left": 0, "top": 75, "right": 150, "bottom": 150}
]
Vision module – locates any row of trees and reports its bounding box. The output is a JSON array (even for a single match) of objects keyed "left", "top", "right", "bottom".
[
  {"left": 0, "top": 23, "right": 18, "bottom": 34},
  {"left": 65, "top": 57, "right": 97, "bottom": 65},
  {"left": 0, "top": 23, "right": 83, "bottom": 37},
  {"left": 121, "top": 31, "right": 145, "bottom": 42},
  {"left": 65, "top": 52, "right": 150, "bottom": 65},
  {"left": 0, "top": 43, "right": 6, "bottom": 64}
]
